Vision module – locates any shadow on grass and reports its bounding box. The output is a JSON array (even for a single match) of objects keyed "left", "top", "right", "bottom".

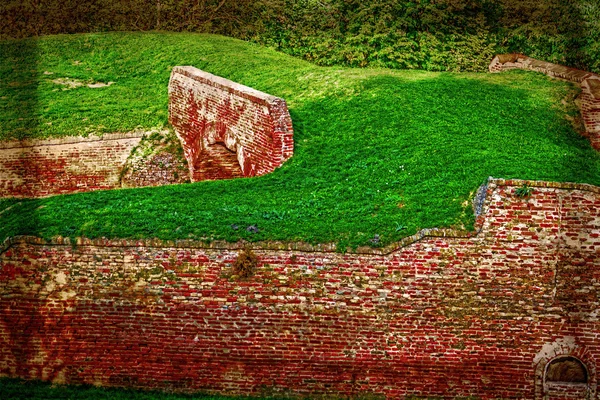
[
  {"left": 0, "top": 37, "right": 39, "bottom": 140},
  {"left": 0, "top": 377, "right": 281, "bottom": 400},
  {"left": 0, "top": 37, "right": 40, "bottom": 243}
]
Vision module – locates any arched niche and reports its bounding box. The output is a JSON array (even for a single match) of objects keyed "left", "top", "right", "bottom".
[
  {"left": 533, "top": 337, "right": 596, "bottom": 400},
  {"left": 545, "top": 356, "right": 588, "bottom": 384}
]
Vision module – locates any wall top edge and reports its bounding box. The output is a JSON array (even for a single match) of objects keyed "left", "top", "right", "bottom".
[
  {"left": 491, "top": 54, "right": 598, "bottom": 83},
  {"left": 491, "top": 178, "right": 600, "bottom": 193},
  {"left": 170, "top": 66, "right": 282, "bottom": 106},
  {"left": 0, "top": 130, "right": 149, "bottom": 150},
  {"left": 2, "top": 177, "right": 598, "bottom": 256},
  {"left": 583, "top": 77, "right": 600, "bottom": 100}
]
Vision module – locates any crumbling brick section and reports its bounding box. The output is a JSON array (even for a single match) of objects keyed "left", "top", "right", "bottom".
[
  {"left": 168, "top": 66, "right": 294, "bottom": 182},
  {"left": 490, "top": 54, "right": 600, "bottom": 151}
]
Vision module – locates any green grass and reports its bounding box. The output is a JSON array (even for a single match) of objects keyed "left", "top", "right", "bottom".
[
  {"left": 0, "top": 378, "right": 262, "bottom": 399},
  {"left": 1, "top": 32, "right": 599, "bottom": 249}
]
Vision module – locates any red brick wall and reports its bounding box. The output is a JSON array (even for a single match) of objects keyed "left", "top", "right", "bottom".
[
  {"left": 168, "top": 66, "right": 294, "bottom": 182},
  {"left": 0, "top": 133, "right": 143, "bottom": 198},
  {"left": 489, "top": 54, "right": 600, "bottom": 151},
  {"left": 1, "top": 178, "right": 600, "bottom": 399},
  {"left": 581, "top": 77, "right": 600, "bottom": 150}
]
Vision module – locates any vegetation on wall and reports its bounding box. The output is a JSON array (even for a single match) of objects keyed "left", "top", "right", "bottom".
[
  {"left": 0, "top": 0, "right": 598, "bottom": 73},
  {"left": 1, "top": 32, "right": 599, "bottom": 250}
]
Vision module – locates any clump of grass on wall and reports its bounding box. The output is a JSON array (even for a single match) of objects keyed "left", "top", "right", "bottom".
[{"left": 232, "top": 247, "right": 259, "bottom": 279}]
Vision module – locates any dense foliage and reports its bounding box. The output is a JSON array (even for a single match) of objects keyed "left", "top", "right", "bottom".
[
  {"left": 256, "top": 0, "right": 598, "bottom": 72},
  {"left": 1, "top": 1, "right": 598, "bottom": 73},
  {"left": 2, "top": 32, "right": 599, "bottom": 250}
]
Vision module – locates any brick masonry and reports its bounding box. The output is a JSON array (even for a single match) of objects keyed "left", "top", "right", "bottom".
[
  {"left": 120, "top": 130, "right": 190, "bottom": 189},
  {"left": 1, "top": 178, "right": 599, "bottom": 399},
  {"left": 168, "top": 66, "right": 294, "bottom": 182},
  {"left": 490, "top": 54, "right": 600, "bottom": 151},
  {"left": 0, "top": 133, "right": 144, "bottom": 198}
]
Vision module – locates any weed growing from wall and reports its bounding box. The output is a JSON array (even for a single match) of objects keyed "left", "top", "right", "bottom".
[
  {"left": 232, "top": 247, "right": 259, "bottom": 279},
  {"left": 515, "top": 184, "right": 534, "bottom": 198}
]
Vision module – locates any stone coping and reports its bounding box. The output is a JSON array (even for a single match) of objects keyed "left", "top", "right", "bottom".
[
  {"left": 0, "top": 131, "right": 147, "bottom": 150},
  {"left": 2, "top": 177, "right": 598, "bottom": 256},
  {"left": 490, "top": 53, "right": 597, "bottom": 84},
  {"left": 583, "top": 77, "right": 600, "bottom": 100},
  {"left": 170, "top": 66, "right": 282, "bottom": 107}
]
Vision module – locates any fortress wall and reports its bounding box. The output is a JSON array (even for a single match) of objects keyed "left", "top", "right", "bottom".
[
  {"left": 168, "top": 66, "right": 293, "bottom": 182},
  {"left": 1, "top": 179, "right": 600, "bottom": 398},
  {"left": 490, "top": 54, "right": 600, "bottom": 151},
  {"left": 0, "top": 133, "right": 144, "bottom": 198}
]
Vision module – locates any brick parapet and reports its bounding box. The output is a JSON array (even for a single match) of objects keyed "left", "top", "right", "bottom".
[
  {"left": 0, "top": 131, "right": 145, "bottom": 150},
  {"left": 488, "top": 54, "right": 594, "bottom": 83},
  {"left": 0, "top": 130, "right": 192, "bottom": 198},
  {"left": 489, "top": 54, "right": 600, "bottom": 151},
  {"left": 171, "top": 66, "right": 281, "bottom": 107},
  {"left": 168, "top": 66, "right": 294, "bottom": 182}
]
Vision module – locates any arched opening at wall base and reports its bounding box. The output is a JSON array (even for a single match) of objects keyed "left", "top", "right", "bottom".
[{"left": 534, "top": 338, "right": 597, "bottom": 400}]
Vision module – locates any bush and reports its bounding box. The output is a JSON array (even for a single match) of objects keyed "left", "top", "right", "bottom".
[{"left": 1, "top": 0, "right": 598, "bottom": 74}]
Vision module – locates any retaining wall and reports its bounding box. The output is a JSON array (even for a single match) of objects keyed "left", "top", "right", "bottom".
[
  {"left": 1, "top": 178, "right": 599, "bottom": 399},
  {"left": 490, "top": 54, "right": 600, "bottom": 150},
  {"left": 0, "top": 133, "right": 143, "bottom": 198},
  {"left": 168, "top": 66, "right": 294, "bottom": 182}
]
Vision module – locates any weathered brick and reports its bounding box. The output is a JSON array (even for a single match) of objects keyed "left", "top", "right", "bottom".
[
  {"left": 168, "top": 66, "right": 293, "bottom": 182},
  {"left": 0, "top": 133, "right": 143, "bottom": 197}
]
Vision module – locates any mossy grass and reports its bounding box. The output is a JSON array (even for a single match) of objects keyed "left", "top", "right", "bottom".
[
  {"left": 1, "top": 32, "right": 599, "bottom": 249},
  {"left": 0, "top": 377, "right": 269, "bottom": 399}
]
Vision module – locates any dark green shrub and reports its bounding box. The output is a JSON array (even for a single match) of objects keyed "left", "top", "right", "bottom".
[{"left": 1, "top": 1, "right": 599, "bottom": 78}]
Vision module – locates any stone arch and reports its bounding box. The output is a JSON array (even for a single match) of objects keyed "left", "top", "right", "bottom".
[{"left": 533, "top": 337, "right": 596, "bottom": 399}]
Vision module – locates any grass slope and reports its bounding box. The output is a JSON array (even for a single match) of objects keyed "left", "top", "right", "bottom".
[{"left": 1, "top": 32, "right": 599, "bottom": 249}]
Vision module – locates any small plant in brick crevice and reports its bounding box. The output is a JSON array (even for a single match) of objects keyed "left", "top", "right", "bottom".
[
  {"left": 515, "top": 184, "right": 534, "bottom": 198},
  {"left": 232, "top": 247, "right": 259, "bottom": 279}
]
